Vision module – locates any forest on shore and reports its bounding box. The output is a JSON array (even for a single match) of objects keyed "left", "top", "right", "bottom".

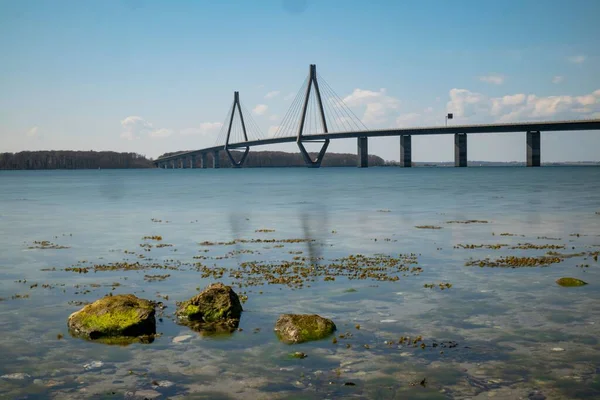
[
  {"left": 158, "top": 150, "right": 386, "bottom": 168},
  {"left": 0, "top": 150, "right": 386, "bottom": 169},
  {"left": 0, "top": 151, "right": 153, "bottom": 170}
]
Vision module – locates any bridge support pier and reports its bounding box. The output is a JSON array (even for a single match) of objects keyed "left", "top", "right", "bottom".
[
  {"left": 189, "top": 155, "right": 195, "bottom": 169},
  {"left": 179, "top": 158, "right": 185, "bottom": 169},
  {"left": 357, "top": 137, "right": 368, "bottom": 168},
  {"left": 527, "top": 131, "right": 541, "bottom": 167},
  {"left": 171, "top": 160, "right": 175, "bottom": 169},
  {"left": 201, "top": 153, "right": 207, "bottom": 169},
  {"left": 213, "top": 151, "right": 220, "bottom": 169},
  {"left": 400, "top": 135, "right": 412, "bottom": 167},
  {"left": 454, "top": 133, "right": 467, "bottom": 167}
]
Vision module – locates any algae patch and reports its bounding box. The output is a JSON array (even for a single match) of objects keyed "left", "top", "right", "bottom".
[
  {"left": 67, "top": 294, "right": 156, "bottom": 342},
  {"left": 556, "top": 277, "right": 588, "bottom": 287}
]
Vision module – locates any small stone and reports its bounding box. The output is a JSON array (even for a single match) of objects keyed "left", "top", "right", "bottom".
[
  {"left": 380, "top": 319, "right": 397, "bottom": 323},
  {"left": 172, "top": 335, "right": 192, "bottom": 344},
  {"left": 1, "top": 373, "right": 31, "bottom": 380},
  {"left": 33, "top": 379, "right": 44, "bottom": 385},
  {"left": 551, "top": 347, "right": 565, "bottom": 352},
  {"left": 274, "top": 314, "right": 336, "bottom": 344},
  {"left": 151, "top": 380, "right": 174, "bottom": 388},
  {"left": 291, "top": 352, "right": 307, "bottom": 359},
  {"left": 83, "top": 361, "right": 104, "bottom": 370},
  {"left": 400, "top": 352, "right": 411, "bottom": 357}
]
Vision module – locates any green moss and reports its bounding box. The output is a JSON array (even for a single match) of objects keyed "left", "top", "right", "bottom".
[
  {"left": 67, "top": 294, "right": 155, "bottom": 340},
  {"left": 556, "top": 277, "right": 588, "bottom": 287},
  {"left": 79, "top": 309, "right": 142, "bottom": 335},
  {"left": 183, "top": 304, "right": 201, "bottom": 317}
]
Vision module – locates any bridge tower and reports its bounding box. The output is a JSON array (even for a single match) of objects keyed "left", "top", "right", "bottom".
[
  {"left": 297, "top": 64, "right": 330, "bottom": 168},
  {"left": 224, "top": 91, "right": 250, "bottom": 167}
]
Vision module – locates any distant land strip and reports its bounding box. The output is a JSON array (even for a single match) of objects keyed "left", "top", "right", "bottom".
[{"left": 0, "top": 150, "right": 598, "bottom": 170}]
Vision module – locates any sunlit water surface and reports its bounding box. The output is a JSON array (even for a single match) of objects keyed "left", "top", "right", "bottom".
[{"left": 1, "top": 167, "right": 599, "bottom": 399}]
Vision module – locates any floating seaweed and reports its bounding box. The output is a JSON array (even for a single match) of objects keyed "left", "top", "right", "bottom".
[{"left": 465, "top": 255, "right": 563, "bottom": 268}]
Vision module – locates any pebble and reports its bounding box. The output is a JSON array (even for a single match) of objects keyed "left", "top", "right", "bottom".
[
  {"left": 172, "top": 335, "right": 192, "bottom": 344},
  {"left": 83, "top": 361, "right": 104, "bottom": 370},
  {"left": 152, "top": 380, "right": 174, "bottom": 388},
  {"left": 380, "top": 319, "right": 398, "bottom": 323},
  {"left": 551, "top": 347, "right": 565, "bottom": 352},
  {"left": 400, "top": 352, "right": 411, "bottom": 357},
  {"left": 1, "top": 373, "right": 31, "bottom": 380}
]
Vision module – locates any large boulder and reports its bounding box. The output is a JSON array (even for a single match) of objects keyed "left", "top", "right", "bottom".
[
  {"left": 176, "top": 283, "right": 242, "bottom": 332},
  {"left": 274, "top": 314, "right": 336, "bottom": 344},
  {"left": 67, "top": 294, "right": 156, "bottom": 341},
  {"left": 556, "top": 277, "right": 588, "bottom": 287}
]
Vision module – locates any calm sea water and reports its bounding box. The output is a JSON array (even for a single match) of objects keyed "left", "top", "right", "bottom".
[{"left": 1, "top": 167, "right": 599, "bottom": 399}]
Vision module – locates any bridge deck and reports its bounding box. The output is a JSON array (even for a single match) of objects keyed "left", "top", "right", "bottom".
[{"left": 155, "top": 119, "right": 600, "bottom": 163}]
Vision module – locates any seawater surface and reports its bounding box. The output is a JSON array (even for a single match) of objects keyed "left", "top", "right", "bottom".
[{"left": 1, "top": 167, "right": 599, "bottom": 399}]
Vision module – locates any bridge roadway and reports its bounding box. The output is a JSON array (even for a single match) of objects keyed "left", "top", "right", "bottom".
[{"left": 154, "top": 119, "right": 600, "bottom": 168}]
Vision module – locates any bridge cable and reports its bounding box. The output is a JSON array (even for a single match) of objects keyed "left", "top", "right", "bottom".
[
  {"left": 274, "top": 75, "right": 309, "bottom": 138},
  {"left": 319, "top": 75, "right": 363, "bottom": 132},
  {"left": 240, "top": 102, "right": 266, "bottom": 142},
  {"left": 318, "top": 73, "right": 368, "bottom": 131},
  {"left": 214, "top": 102, "right": 235, "bottom": 147},
  {"left": 274, "top": 78, "right": 306, "bottom": 138},
  {"left": 320, "top": 81, "right": 354, "bottom": 132},
  {"left": 318, "top": 73, "right": 365, "bottom": 131}
]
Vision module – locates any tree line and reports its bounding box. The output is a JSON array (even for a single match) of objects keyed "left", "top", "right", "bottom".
[
  {"left": 158, "top": 150, "right": 387, "bottom": 168},
  {"left": 0, "top": 149, "right": 387, "bottom": 170},
  {"left": 0, "top": 151, "right": 153, "bottom": 170}
]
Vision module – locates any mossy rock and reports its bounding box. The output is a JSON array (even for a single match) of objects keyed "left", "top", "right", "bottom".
[
  {"left": 556, "top": 277, "right": 588, "bottom": 287},
  {"left": 274, "top": 314, "right": 336, "bottom": 344},
  {"left": 67, "top": 294, "right": 155, "bottom": 341},
  {"left": 176, "top": 283, "right": 242, "bottom": 330}
]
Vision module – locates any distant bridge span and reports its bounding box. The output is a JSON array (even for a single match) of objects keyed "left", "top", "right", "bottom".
[{"left": 155, "top": 65, "right": 600, "bottom": 168}]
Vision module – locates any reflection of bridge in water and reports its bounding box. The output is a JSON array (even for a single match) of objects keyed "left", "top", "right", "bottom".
[{"left": 155, "top": 65, "right": 600, "bottom": 169}]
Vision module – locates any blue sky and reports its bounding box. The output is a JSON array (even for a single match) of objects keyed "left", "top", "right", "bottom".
[{"left": 1, "top": 0, "right": 599, "bottom": 161}]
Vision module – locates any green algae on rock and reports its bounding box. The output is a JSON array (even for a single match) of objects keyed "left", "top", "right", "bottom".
[
  {"left": 556, "top": 277, "right": 588, "bottom": 287},
  {"left": 176, "top": 283, "right": 243, "bottom": 332},
  {"left": 67, "top": 294, "right": 156, "bottom": 341},
  {"left": 274, "top": 314, "right": 336, "bottom": 344}
]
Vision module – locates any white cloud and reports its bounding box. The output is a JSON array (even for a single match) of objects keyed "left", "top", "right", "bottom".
[
  {"left": 26, "top": 126, "right": 39, "bottom": 137},
  {"left": 342, "top": 88, "right": 401, "bottom": 126},
  {"left": 180, "top": 122, "right": 223, "bottom": 136},
  {"left": 265, "top": 90, "right": 280, "bottom": 99},
  {"left": 446, "top": 87, "right": 600, "bottom": 123},
  {"left": 252, "top": 104, "right": 269, "bottom": 115},
  {"left": 395, "top": 113, "right": 421, "bottom": 127},
  {"left": 269, "top": 114, "right": 280, "bottom": 121},
  {"left": 148, "top": 128, "right": 173, "bottom": 138},
  {"left": 267, "top": 125, "right": 280, "bottom": 137},
  {"left": 120, "top": 116, "right": 152, "bottom": 140},
  {"left": 120, "top": 116, "right": 173, "bottom": 140},
  {"left": 478, "top": 74, "right": 505, "bottom": 85},
  {"left": 283, "top": 92, "right": 295, "bottom": 101},
  {"left": 568, "top": 55, "right": 586, "bottom": 64},
  {"left": 552, "top": 76, "right": 564, "bottom": 84}
]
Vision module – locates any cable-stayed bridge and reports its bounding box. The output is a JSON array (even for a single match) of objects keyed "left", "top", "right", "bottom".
[{"left": 154, "top": 65, "right": 600, "bottom": 169}]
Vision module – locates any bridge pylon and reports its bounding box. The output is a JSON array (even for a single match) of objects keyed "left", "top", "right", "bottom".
[
  {"left": 224, "top": 91, "right": 250, "bottom": 168},
  {"left": 297, "top": 64, "right": 330, "bottom": 168}
]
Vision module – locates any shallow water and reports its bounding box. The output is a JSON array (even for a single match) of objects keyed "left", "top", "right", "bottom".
[{"left": 1, "top": 167, "right": 599, "bottom": 399}]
